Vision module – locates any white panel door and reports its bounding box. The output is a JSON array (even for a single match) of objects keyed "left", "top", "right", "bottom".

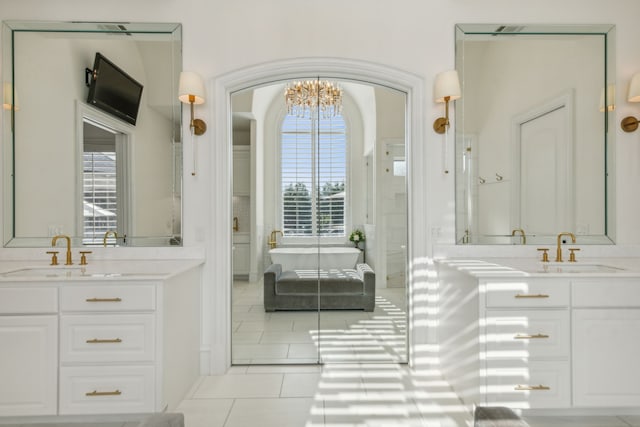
[{"left": 519, "top": 105, "right": 572, "bottom": 235}]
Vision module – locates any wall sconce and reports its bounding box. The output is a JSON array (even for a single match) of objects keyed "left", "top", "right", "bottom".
[
  {"left": 621, "top": 72, "right": 640, "bottom": 132},
  {"left": 433, "top": 70, "right": 461, "bottom": 134},
  {"left": 178, "top": 71, "right": 207, "bottom": 135}
]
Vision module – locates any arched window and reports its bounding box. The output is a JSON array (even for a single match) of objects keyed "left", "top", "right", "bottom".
[{"left": 280, "top": 109, "right": 347, "bottom": 237}]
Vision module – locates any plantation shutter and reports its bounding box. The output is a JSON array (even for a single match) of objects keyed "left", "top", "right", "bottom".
[
  {"left": 83, "top": 141, "right": 118, "bottom": 244},
  {"left": 281, "top": 109, "right": 346, "bottom": 236}
]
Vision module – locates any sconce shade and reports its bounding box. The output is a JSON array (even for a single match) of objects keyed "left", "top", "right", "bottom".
[
  {"left": 434, "top": 70, "right": 461, "bottom": 103},
  {"left": 178, "top": 71, "right": 205, "bottom": 105},
  {"left": 628, "top": 72, "right": 640, "bottom": 103}
]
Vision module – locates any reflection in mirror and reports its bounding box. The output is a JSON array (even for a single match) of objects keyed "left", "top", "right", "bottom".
[
  {"left": 231, "top": 79, "right": 408, "bottom": 364},
  {"left": 2, "top": 21, "right": 182, "bottom": 247},
  {"left": 455, "top": 24, "right": 616, "bottom": 245}
]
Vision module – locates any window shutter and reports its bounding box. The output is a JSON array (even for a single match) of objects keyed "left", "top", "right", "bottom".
[{"left": 281, "top": 109, "right": 346, "bottom": 236}]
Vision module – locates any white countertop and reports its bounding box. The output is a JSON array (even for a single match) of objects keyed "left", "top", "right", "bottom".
[
  {"left": 0, "top": 258, "right": 204, "bottom": 282},
  {"left": 435, "top": 257, "right": 640, "bottom": 278}
]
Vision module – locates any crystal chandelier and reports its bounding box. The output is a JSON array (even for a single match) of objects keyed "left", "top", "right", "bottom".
[{"left": 284, "top": 80, "right": 343, "bottom": 118}]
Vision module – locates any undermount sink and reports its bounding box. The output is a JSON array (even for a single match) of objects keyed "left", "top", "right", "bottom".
[
  {"left": 2, "top": 266, "right": 86, "bottom": 277},
  {"left": 539, "top": 263, "right": 625, "bottom": 274},
  {"left": 1, "top": 266, "right": 161, "bottom": 278}
]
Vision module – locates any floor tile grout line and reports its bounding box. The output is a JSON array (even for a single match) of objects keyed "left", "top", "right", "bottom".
[{"left": 221, "top": 398, "right": 236, "bottom": 427}]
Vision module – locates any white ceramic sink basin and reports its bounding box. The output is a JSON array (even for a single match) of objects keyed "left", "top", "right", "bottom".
[
  {"left": 2, "top": 266, "right": 86, "bottom": 277},
  {"left": 1, "top": 267, "right": 163, "bottom": 278},
  {"left": 539, "top": 263, "right": 625, "bottom": 273}
]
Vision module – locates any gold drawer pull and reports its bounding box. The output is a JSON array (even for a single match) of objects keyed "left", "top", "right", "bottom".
[
  {"left": 86, "top": 389, "right": 122, "bottom": 397},
  {"left": 86, "top": 338, "right": 122, "bottom": 344},
  {"left": 86, "top": 297, "right": 122, "bottom": 303},
  {"left": 514, "top": 294, "right": 549, "bottom": 299},
  {"left": 515, "top": 384, "right": 550, "bottom": 391},
  {"left": 514, "top": 333, "right": 549, "bottom": 339}
]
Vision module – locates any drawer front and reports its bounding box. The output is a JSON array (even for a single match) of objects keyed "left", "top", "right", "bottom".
[
  {"left": 60, "top": 314, "right": 155, "bottom": 363},
  {"left": 0, "top": 287, "right": 57, "bottom": 314},
  {"left": 60, "top": 285, "right": 155, "bottom": 312},
  {"left": 485, "top": 360, "right": 570, "bottom": 408},
  {"left": 59, "top": 365, "right": 155, "bottom": 415},
  {"left": 573, "top": 279, "right": 640, "bottom": 307},
  {"left": 485, "top": 310, "right": 570, "bottom": 359},
  {"left": 485, "top": 280, "right": 569, "bottom": 308}
]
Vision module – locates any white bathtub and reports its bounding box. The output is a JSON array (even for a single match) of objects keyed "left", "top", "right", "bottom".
[{"left": 269, "top": 247, "right": 361, "bottom": 271}]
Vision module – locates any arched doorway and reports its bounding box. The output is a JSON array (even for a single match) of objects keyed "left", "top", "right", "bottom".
[{"left": 206, "top": 58, "right": 429, "bottom": 373}]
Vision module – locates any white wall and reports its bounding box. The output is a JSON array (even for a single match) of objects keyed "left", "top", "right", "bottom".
[{"left": 3, "top": 0, "right": 640, "bottom": 374}]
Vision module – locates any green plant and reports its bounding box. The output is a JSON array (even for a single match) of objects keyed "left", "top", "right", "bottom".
[{"left": 349, "top": 229, "right": 365, "bottom": 244}]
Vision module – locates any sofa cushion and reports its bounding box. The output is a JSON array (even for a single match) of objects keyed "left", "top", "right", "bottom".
[{"left": 276, "top": 268, "right": 364, "bottom": 295}]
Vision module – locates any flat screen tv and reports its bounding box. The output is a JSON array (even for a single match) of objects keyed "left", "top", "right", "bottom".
[{"left": 86, "top": 52, "right": 143, "bottom": 125}]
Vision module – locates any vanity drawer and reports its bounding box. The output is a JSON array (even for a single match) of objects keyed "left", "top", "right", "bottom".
[
  {"left": 485, "top": 360, "right": 570, "bottom": 408},
  {"left": 485, "top": 310, "right": 570, "bottom": 359},
  {"left": 60, "top": 285, "right": 155, "bottom": 312},
  {"left": 0, "top": 287, "right": 57, "bottom": 314},
  {"left": 60, "top": 314, "right": 155, "bottom": 363},
  {"left": 572, "top": 279, "right": 640, "bottom": 307},
  {"left": 59, "top": 365, "right": 155, "bottom": 415},
  {"left": 485, "top": 280, "right": 570, "bottom": 308}
]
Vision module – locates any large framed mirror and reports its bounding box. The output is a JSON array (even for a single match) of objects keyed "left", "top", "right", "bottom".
[
  {"left": 2, "top": 21, "right": 182, "bottom": 247},
  {"left": 455, "top": 24, "right": 616, "bottom": 245}
]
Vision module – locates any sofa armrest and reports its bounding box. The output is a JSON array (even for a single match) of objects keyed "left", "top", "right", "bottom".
[
  {"left": 356, "top": 263, "right": 375, "bottom": 311},
  {"left": 263, "top": 263, "right": 282, "bottom": 312},
  {"left": 265, "top": 263, "right": 282, "bottom": 278}
]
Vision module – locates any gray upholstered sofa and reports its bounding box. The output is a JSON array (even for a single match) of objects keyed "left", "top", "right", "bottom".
[{"left": 264, "top": 263, "right": 375, "bottom": 312}]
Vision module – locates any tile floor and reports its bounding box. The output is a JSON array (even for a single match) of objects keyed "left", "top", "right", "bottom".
[
  {"left": 232, "top": 278, "right": 409, "bottom": 364},
  {"left": 174, "top": 364, "right": 640, "bottom": 427}
]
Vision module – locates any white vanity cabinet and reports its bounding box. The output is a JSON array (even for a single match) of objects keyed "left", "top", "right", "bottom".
[
  {"left": 572, "top": 279, "right": 640, "bottom": 407},
  {"left": 58, "top": 283, "right": 158, "bottom": 414},
  {"left": 0, "top": 287, "right": 58, "bottom": 416},
  {"left": 437, "top": 259, "right": 640, "bottom": 414},
  {"left": 482, "top": 279, "right": 571, "bottom": 408},
  {"left": 0, "top": 261, "right": 202, "bottom": 418}
]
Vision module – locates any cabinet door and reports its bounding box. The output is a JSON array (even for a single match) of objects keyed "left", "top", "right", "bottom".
[
  {"left": 0, "top": 316, "right": 57, "bottom": 416},
  {"left": 233, "top": 148, "right": 250, "bottom": 195},
  {"left": 573, "top": 309, "right": 640, "bottom": 407},
  {"left": 233, "top": 243, "right": 250, "bottom": 275}
]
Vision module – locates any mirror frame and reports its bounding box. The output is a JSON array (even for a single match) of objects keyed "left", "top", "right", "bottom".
[
  {"left": 2, "top": 20, "right": 183, "bottom": 248},
  {"left": 454, "top": 23, "right": 616, "bottom": 245}
]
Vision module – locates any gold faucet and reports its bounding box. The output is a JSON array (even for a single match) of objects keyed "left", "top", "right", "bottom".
[
  {"left": 511, "top": 228, "right": 526, "bottom": 245},
  {"left": 268, "top": 230, "right": 283, "bottom": 249},
  {"left": 51, "top": 235, "right": 73, "bottom": 265},
  {"left": 233, "top": 217, "right": 239, "bottom": 232},
  {"left": 555, "top": 232, "right": 576, "bottom": 262},
  {"left": 103, "top": 230, "right": 118, "bottom": 247}
]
